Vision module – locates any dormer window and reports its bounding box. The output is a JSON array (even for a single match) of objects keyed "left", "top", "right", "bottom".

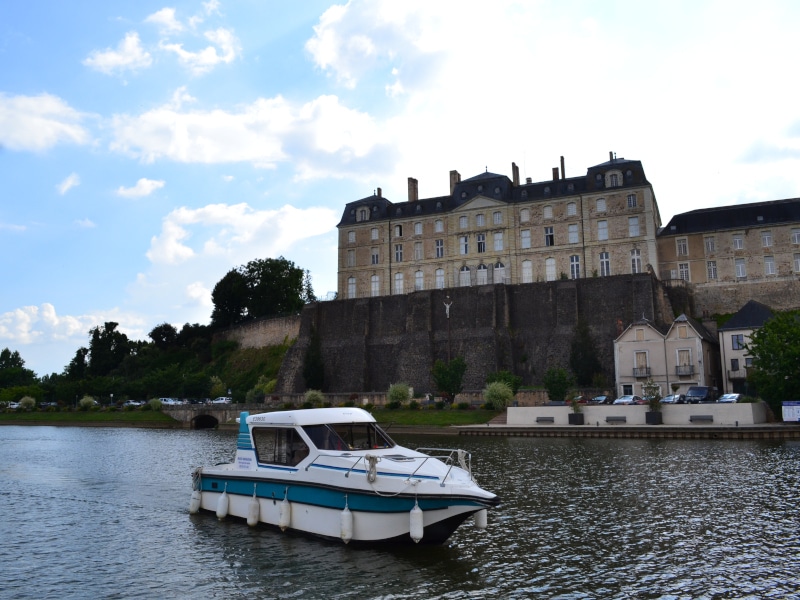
[
  {"left": 395, "top": 207, "right": 402, "bottom": 216},
  {"left": 544, "top": 186, "right": 551, "bottom": 195},
  {"left": 605, "top": 170, "right": 623, "bottom": 188},
  {"left": 358, "top": 208, "right": 368, "bottom": 221},
  {"left": 461, "top": 191, "right": 467, "bottom": 199}
]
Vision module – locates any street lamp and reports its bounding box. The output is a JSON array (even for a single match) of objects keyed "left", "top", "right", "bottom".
[{"left": 443, "top": 295, "right": 453, "bottom": 361}]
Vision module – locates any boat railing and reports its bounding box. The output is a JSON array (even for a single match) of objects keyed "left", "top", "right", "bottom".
[{"left": 415, "top": 448, "right": 473, "bottom": 484}]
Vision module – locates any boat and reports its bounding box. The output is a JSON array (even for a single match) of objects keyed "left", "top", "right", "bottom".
[{"left": 189, "top": 407, "right": 499, "bottom": 544}]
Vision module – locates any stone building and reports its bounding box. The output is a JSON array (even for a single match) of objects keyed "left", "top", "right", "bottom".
[
  {"left": 657, "top": 198, "right": 800, "bottom": 314},
  {"left": 337, "top": 154, "right": 662, "bottom": 298},
  {"left": 717, "top": 300, "right": 773, "bottom": 395}
]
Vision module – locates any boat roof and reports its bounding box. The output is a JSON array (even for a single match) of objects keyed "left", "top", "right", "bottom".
[{"left": 245, "top": 407, "right": 376, "bottom": 427}]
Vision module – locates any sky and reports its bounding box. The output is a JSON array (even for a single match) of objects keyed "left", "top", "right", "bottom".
[{"left": 2, "top": 0, "right": 800, "bottom": 377}]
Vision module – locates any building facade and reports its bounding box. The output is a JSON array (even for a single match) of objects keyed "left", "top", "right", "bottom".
[
  {"left": 717, "top": 300, "right": 773, "bottom": 395},
  {"left": 337, "top": 155, "right": 662, "bottom": 298}
]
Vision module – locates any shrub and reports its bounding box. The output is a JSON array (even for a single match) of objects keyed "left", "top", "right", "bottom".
[
  {"left": 408, "top": 400, "right": 420, "bottom": 411},
  {"left": 486, "top": 370, "right": 522, "bottom": 394},
  {"left": 456, "top": 402, "right": 470, "bottom": 410},
  {"left": 387, "top": 383, "right": 411, "bottom": 404},
  {"left": 149, "top": 398, "right": 162, "bottom": 411},
  {"left": 78, "top": 396, "right": 96, "bottom": 411},
  {"left": 19, "top": 396, "right": 36, "bottom": 411},
  {"left": 386, "top": 400, "right": 403, "bottom": 410},
  {"left": 435, "top": 401, "right": 446, "bottom": 410},
  {"left": 484, "top": 381, "right": 513, "bottom": 411},
  {"left": 304, "top": 389, "right": 324, "bottom": 405},
  {"left": 302, "top": 401, "right": 313, "bottom": 409}
]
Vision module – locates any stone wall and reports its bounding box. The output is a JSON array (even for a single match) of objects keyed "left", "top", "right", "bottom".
[
  {"left": 216, "top": 314, "right": 301, "bottom": 348},
  {"left": 276, "top": 273, "right": 675, "bottom": 395},
  {"left": 690, "top": 278, "right": 800, "bottom": 315}
]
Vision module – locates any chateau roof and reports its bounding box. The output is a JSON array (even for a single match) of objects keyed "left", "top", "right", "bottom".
[{"left": 658, "top": 198, "right": 800, "bottom": 236}]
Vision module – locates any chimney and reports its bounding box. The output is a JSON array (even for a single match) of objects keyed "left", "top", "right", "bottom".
[
  {"left": 512, "top": 162, "right": 520, "bottom": 187},
  {"left": 552, "top": 167, "right": 559, "bottom": 181},
  {"left": 609, "top": 151, "right": 614, "bottom": 162},
  {"left": 377, "top": 187, "right": 382, "bottom": 198},
  {"left": 408, "top": 177, "right": 418, "bottom": 202},
  {"left": 526, "top": 177, "right": 532, "bottom": 184},
  {"left": 560, "top": 156, "right": 565, "bottom": 180},
  {"left": 449, "top": 170, "right": 461, "bottom": 194}
]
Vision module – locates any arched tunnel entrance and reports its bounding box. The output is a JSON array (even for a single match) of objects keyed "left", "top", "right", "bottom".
[{"left": 192, "top": 414, "right": 220, "bottom": 429}]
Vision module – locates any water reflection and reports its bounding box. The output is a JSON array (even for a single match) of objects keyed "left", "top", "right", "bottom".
[{"left": 0, "top": 427, "right": 798, "bottom": 599}]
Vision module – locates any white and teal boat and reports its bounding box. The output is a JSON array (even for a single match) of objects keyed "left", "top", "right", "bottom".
[{"left": 189, "top": 407, "right": 499, "bottom": 544}]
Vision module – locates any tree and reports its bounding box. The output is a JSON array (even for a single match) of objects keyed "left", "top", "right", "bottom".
[
  {"left": 0, "top": 348, "right": 36, "bottom": 387},
  {"left": 431, "top": 356, "right": 467, "bottom": 403},
  {"left": 148, "top": 323, "right": 178, "bottom": 350},
  {"left": 746, "top": 310, "right": 800, "bottom": 416},
  {"left": 542, "top": 367, "right": 574, "bottom": 403},
  {"left": 569, "top": 319, "right": 602, "bottom": 387},
  {"left": 210, "top": 269, "right": 249, "bottom": 328},
  {"left": 64, "top": 347, "right": 89, "bottom": 380},
  {"left": 87, "top": 322, "right": 132, "bottom": 377},
  {"left": 302, "top": 269, "right": 316, "bottom": 303}
]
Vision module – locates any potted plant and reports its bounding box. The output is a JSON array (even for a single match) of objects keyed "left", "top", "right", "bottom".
[
  {"left": 568, "top": 396, "right": 585, "bottom": 425},
  {"left": 643, "top": 379, "right": 663, "bottom": 425}
]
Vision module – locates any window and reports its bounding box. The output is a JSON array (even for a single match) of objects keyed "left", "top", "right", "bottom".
[
  {"left": 705, "top": 236, "right": 715, "bottom": 253},
  {"left": 568, "top": 224, "right": 578, "bottom": 244},
  {"left": 459, "top": 216, "right": 468, "bottom": 229},
  {"left": 622, "top": 384, "right": 633, "bottom": 395},
  {"left": 415, "top": 270, "right": 424, "bottom": 291},
  {"left": 435, "top": 239, "right": 444, "bottom": 258},
  {"left": 598, "top": 220, "right": 608, "bottom": 241},
  {"left": 459, "top": 266, "right": 471, "bottom": 287},
  {"left": 707, "top": 260, "right": 717, "bottom": 280},
  {"left": 394, "top": 225, "right": 403, "bottom": 237},
  {"left": 795, "top": 253, "right": 800, "bottom": 273},
  {"left": 733, "top": 235, "right": 744, "bottom": 250},
  {"left": 676, "top": 238, "right": 688, "bottom": 256},
  {"left": 476, "top": 213, "right": 485, "bottom": 227},
  {"left": 252, "top": 427, "right": 309, "bottom": 467},
  {"left": 520, "top": 208, "right": 530, "bottom": 223},
  {"left": 567, "top": 202, "right": 577, "bottom": 216},
  {"left": 628, "top": 217, "right": 639, "bottom": 237},
  {"left": 435, "top": 219, "right": 443, "bottom": 233},
  {"left": 414, "top": 222, "right": 422, "bottom": 235},
  {"left": 793, "top": 229, "right": 800, "bottom": 244},
  {"left": 477, "top": 264, "right": 488, "bottom": 285},
  {"left": 544, "top": 226, "right": 554, "bottom": 247},
  {"left": 394, "top": 273, "right": 404, "bottom": 294},
  {"left": 371, "top": 227, "right": 379, "bottom": 240},
  {"left": 521, "top": 229, "right": 531, "bottom": 249},
  {"left": 732, "top": 334, "right": 744, "bottom": 350},
  {"left": 735, "top": 258, "right": 746, "bottom": 278},
  {"left": 522, "top": 260, "right": 533, "bottom": 283},
  {"left": 570, "top": 255, "right": 580, "bottom": 279},
  {"left": 477, "top": 233, "right": 486, "bottom": 253},
  {"left": 596, "top": 198, "right": 606, "bottom": 212},
  {"left": 679, "top": 263, "right": 689, "bottom": 281},
  {"left": 346, "top": 249, "right": 355, "bottom": 267},
  {"left": 678, "top": 325, "right": 688, "bottom": 339},
  {"left": 493, "top": 211, "right": 502, "bottom": 225},
  {"left": 600, "top": 252, "right": 611, "bottom": 276},
  {"left": 348, "top": 230, "right": 356, "bottom": 243},
  {"left": 627, "top": 194, "right": 637, "bottom": 208},
  {"left": 414, "top": 242, "right": 423, "bottom": 261},
  {"left": 762, "top": 231, "right": 772, "bottom": 247},
  {"left": 459, "top": 235, "right": 468, "bottom": 255},
  {"left": 745, "top": 357, "right": 753, "bottom": 368},
  {"left": 631, "top": 249, "right": 642, "bottom": 273},
  {"left": 545, "top": 258, "right": 556, "bottom": 281},
  {"left": 731, "top": 358, "right": 739, "bottom": 371},
  {"left": 543, "top": 205, "right": 553, "bottom": 219},
  {"left": 764, "top": 256, "right": 776, "bottom": 275},
  {"left": 493, "top": 231, "right": 504, "bottom": 251},
  {"left": 358, "top": 208, "right": 368, "bottom": 222},
  {"left": 347, "top": 277, "right": 356, "bottom": 299},
  {"left": 435, "top": 269, "right": 445, "bottom": 289},
  {"left": 610, "top": 173, "right": 619, "bottom": 187},
  {"left": 370, "top": 275, "right": 380, "bottom": 297},
  {"left": 635, "top": 328, "right": 644, "bottom": 341},
  {"left": 494, "top": 261, "right": 505, "bottom": 283},
  {"left": 394, "top": 244, "right": 403, "bottom": 262}
]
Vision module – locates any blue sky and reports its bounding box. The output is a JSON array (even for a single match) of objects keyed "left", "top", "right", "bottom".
[{"left": 2, "top": 0, "right": 800, "bottom": 376}]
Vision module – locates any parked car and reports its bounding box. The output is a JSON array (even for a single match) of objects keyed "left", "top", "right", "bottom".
[
  {"left": 160, "top": 397, "right": 181, "bottom": 406},
  {"left": 661, "top": 393, "right": 685, "bottom": 404},
  {"left": 591, "top": 395, "right": 612, "bottom": 404},
  {"left": 718, "top": 393, "right": 741, "bottom": 403},
  {"left": 613, "top": 395, "right": 644, "bottom": 405},
  {"left": 123, "top": 400, "right": 144, "bottom": 407},
  {"left": 7, "top": 402, "right": 20, "bottom": 409},
  {"left": 685, "top": 386, "right": 718, "bottom": 403},
  {"left": 211, "top": 396, "right": 232, "bottom": 404}
]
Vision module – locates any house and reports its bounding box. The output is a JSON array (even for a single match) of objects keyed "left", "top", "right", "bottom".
[
  {"left": 717, "top": 300, "right": 774, "bottom": 395},
  {"left": 614, "top": 314, "right": 721, "bottom": 399}
]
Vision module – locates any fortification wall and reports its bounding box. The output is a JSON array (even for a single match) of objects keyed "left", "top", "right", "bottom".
[
  {"left": 690, "top": 278, "right": 800, "bottom": 316},
  {"left": 216, "top": 314, "right": 301, "bottom": 348}
]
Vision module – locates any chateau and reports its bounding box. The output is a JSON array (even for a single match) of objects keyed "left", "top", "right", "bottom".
[{"left": 337, "top": 154, "right": 661, "bottom": 298}]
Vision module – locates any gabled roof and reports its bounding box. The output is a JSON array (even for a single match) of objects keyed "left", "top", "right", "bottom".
[
  {"left": 718, "top": 300, "right": 774, "bottom": 331},
  {"left": 614, "top": 317, "right": 669, "bottom": 342},
  {"left": 670, "top": 313, "right": 718, "bottom": 345}
]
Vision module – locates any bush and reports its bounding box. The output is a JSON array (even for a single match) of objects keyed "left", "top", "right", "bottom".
[
  {"left": 483, "top": 381, "right": 513, "bottom": 411},
  {"left": 19, "top": 396, "right": 36, "bottom": 411},
  {"left": 386, "top": 400, "right": 403, "bottom": 410},
  {"left": 304, "top": 389, "right": 324, "bottom": 405},
  {"left": 408, "top": 400, "right": 420, "bottom": 410},
  {"left": 149, "top": 398, "right": 162, "bottom": 411},
  {"left": 78, "top": 396, "right": 96, "bottom": 411},
  {"left": 387, "top": 383, "right": 411, "bottom": 404},
  {"left": 486, "top": 370, "right": 522, "bottom": 394},
  {"left": 456, "top": 402, "right": 470, "bottom": 410}
]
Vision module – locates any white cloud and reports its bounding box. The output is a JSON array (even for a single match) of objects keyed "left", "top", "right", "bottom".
[
  {"left": 57, "top": 172, "right": 80, "bottom": 195},
  {"left": 145, "top": 8, "right": 184, "bottom": 34},
  {"left": 75, "top": 218, "right": 95, "bottom": 229},
  {"left": 116, "top": 178, "right": 166, "bottom": 198},
  {"left": 159, "top": 27, "right": 240, "bottom": 74},
  {"left": 0, "top": 93, "right": 90, "bottom": 151},
  {"left": 83, "top": 31, "right": 153, "bottom": 75}
]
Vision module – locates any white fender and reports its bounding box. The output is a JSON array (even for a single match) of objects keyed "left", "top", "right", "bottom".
[
  {"left": 189, "top": 489, "right": 202, "bottom": 514},
  {"left": 410, "top": 502, "right": 424, "bottom": 543},
  {"left": 279, "top": 496, "right": 291, "bottom": 531},
  {"left": 474, "top": 509, "right": 488, "bottom": 530},
  {"left": 216, "top": 489, "right": 229, "bottom": 520},
  {"left": 247, "top": 494, "right": 260, "bottom": 527},
  {"left": 340, "top": 506, "right": 353, "bottom": 543}
]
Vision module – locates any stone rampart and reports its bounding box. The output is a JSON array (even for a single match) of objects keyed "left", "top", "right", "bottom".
[{"left": 216, "top": 314, "right": 301, "bottom": 348}]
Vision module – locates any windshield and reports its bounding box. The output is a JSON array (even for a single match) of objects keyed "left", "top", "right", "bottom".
[{"left": 303, "top": 422, "right": 396, "bottom": 451}]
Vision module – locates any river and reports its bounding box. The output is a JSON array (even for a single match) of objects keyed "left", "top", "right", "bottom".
[{"left": 1, "top": 425, "right": 798, "bottom": 599}]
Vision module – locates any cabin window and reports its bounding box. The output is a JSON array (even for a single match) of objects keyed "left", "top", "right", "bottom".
[
  {"left": 252, "top": 427, "right": 309, "bottom": 466},
  {"left": 303, "top": 423, "right": 394, "bottom": 451}
]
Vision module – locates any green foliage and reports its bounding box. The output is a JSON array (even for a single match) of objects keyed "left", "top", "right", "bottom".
[
  {"left": 303, "top": 325, "right": 325, "bottom": 391},
  {"left": 642, "top": 378, "right": 662, "bottom": 411},
  {"left": 88, "top": 322, "right": 132, "bottom": 377},
  {"left": 19, "top": 396, "right": 36, "bottom": 411},
  {"left": 0, "top": 348, "right": 37, "bottom": 388},
  {"left": 746, "top": 310, "right": 800, "bottom": 417},
  {"left": 542, "top": 367, "right": 574, "bottom": 403},
  {"left": 408, "top": 400, "right": 420, "bottom": 410},
  {"left": 387, "top": 382, "right": 411, "bottom": 404},
  {"left": 569, "top": 319, "right": 602, "bottom": 387},
  {"left": 78, "top": 395, "right": 96, "bottom": 411},
  {"left": 304, "top": 389, "right": 324, "bottom": 405},
  {"left": 483, "top": 381, "right": 513, "bottom": 411},
  {"left": 246, "top": 375, "right": 276, "bottom": 403},
  {"left": 149, "top": 398, "right": 162, "bottom": 411},
  {"left": 431, "top": 356, "right": 467, "bottom": 403},
  {"left": 209, "top": 376, "right": 226, "bottom": 399},
  {"left": 486, "top": 370, "right": 522, "bottom": 394}
]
